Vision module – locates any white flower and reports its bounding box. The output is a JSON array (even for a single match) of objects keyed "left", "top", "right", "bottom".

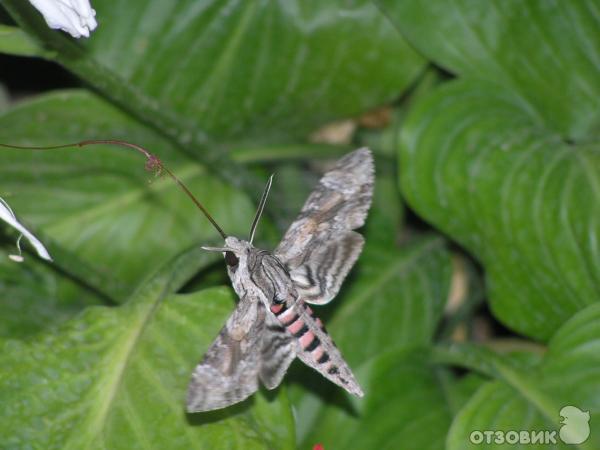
[
  {"left": 0, "top": 197, "right": 52, "bottom": 263},
  {"left": 28, "top": 0, "right": 97, "bottom": 38}
]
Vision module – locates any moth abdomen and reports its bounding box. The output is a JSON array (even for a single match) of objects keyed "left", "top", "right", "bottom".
[
  {"left": 328, "top": 366, "right": 340, "bottom": 375},
  {"left": 291, "top": 323, "right": 310, "bottom": 339},
  {"left": 305, "top": 335, "right": 321, "bottom": 352},
  {"left": 316, "top": 351, "right": 330, "bottom": 364},
  {"left": 304, "top": 303, "right": 328, "bottom": 332}
]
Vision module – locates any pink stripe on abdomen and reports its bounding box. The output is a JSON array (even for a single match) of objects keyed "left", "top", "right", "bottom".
[
  {"left": 286, "top": 318, "right": 305, "bottom": 335},
  {"left": 299, "top": 330, "right": 315, "bottom": 348}
]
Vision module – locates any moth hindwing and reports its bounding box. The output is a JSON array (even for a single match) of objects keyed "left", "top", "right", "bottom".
[{"left": 187, "top": 148, "right": 374, "bottom": 412}]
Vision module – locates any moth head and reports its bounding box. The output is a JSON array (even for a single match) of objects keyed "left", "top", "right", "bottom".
[
  {"left": 200, "top": 173, "right": 273, "bottom": 273},
  {"left": 223, "top": 237, "right": 246, "bottom": 269},
  {"left": 202, "top": 237, "right": 253, "bottom": 271}
]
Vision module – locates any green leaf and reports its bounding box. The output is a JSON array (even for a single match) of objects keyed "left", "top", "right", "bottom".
[
  {"left": 84, "top": 0, "right": 425, "bottom": 142},
  {"left": 364, "top": 159, "right": 404, "bottom": 245},
  {"left": 0, "top": 90, "right": 256, "bottom": 300},
  {"left": 399, "top": 80, "right": 600, "bottom": 340},
  {"left": 358, "top": 67, "right": 445, "bottom": 159},
  {"left": 3, "top": 0, "right": 425, "bottom": 196},
  {"left": 0, "top": 81, "right": 8, "bottom": 112},
  {"left": 230, "top": 142, "right": 349, "bottom": 165},
  {"left": 295, "top": 235, "right": 453, "bottom": 448},
  {"left": 0, "top": 247, "right": 103, "bottom": 338},
  {"left": 440, "top": 371, "right": 488, "bottom": 416},
  {"left": 0, "top": 24, "right": 49, "bottom": 57},
  {"left": 0, "top": 247, "right": 295, "bottom": 449},
  {"left": 378, "top": 0, "right": 600, "bottom": 140},
  {"left": 301, "top": 348, "right": 453, "bottom": 450},
  {"left": 446, "top": 303, "right": 600, "bottom": 449}
]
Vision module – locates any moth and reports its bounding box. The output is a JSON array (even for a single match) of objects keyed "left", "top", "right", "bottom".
[
  {"left": 0, "top": 139, "right": 372, "bottom": 412},
  {"left": 186, "top": 147, "right": 374, "bottom": 412}
]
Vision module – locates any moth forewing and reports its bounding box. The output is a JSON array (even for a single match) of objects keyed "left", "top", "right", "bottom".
[
  {"left": 186, "top": 295, "right": 265, "bottom": 413},
  {"left": 274, "top": 147, "right": 374, "bottom": 268},
  {"left": 187, "top": 147, "right": 373, "bottom": 412}
]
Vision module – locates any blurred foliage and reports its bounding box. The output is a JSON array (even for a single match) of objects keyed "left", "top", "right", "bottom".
[{"left": 0, "top": 0, "right": 598, "bottom": 449}]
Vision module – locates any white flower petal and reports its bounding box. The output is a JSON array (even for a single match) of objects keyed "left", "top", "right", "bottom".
[
  {"left": 0, "top": 197, "right": 52, "bottom": 262},
  {"left": 28, "top": 0, "right": 97, "bottom": 39}
]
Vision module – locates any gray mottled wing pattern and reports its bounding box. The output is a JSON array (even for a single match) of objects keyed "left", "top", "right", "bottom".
[
  {"left": 275, "top": 148, "right": 373, "bottom": 304},
  {"left": 186, "top": 295, "right": 264, "bottom": 413},
  {"left": 289, "top": 232, "right": 364, "bottom": 305},
  {"left": 259, "top": 309, "right": 297, "bottom": 389},
  {"left": 186, "top": 294, "right": 297, "bottom": 412}
]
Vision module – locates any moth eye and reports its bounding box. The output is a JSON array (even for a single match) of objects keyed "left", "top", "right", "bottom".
[{"left": 225, "top": 251, "right": 239, "bottom": 267}]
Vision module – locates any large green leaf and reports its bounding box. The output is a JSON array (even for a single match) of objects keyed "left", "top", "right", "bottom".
[
  {"left": 2, "top": 0, "right": 425, "bottom": 185},
  {"left": 0, "top": 247, "right": 295, "bottom": 449},
  {"left": 0, "top": 24, "right": 48, "bottom": 57},
  {"left": 0, "top": 247, "right": 103, "bottom": 338},
  {"left": 378, "top": 0, "right": 600, "bottom": 140},
  {"left": 399, "top": 80, "right": 600, "bottom": 340},
  {"left": 363, "top": 158, "right": 405, "bottom": 245},
  {"left": 295, "top": 235, "right": 453, "bottom": 448},
  {"left": 86, "top": 0, "right": 424, "bottom": 142},
  {"left": 0, "top": 90, "right": 256, "bottom": 299},
  {"left": 446, "top": 303, "right": 600, "bottom": 449},
  {"left": 301, "top": 348, "right": 454, "bottom": 450}
]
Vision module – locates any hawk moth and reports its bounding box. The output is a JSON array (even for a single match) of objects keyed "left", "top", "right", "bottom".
[{"left": 186, "top": 148, "right": 374, "bottom": 412}]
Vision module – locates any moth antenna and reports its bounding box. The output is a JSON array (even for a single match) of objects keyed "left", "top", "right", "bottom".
[
  {"left": 248, "top": 174, "right": 273, "bottom": 245},
  {"left": 0, "top": 140, "right": 228, "bottom": 240}
]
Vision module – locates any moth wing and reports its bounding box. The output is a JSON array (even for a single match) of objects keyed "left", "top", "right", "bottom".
[
  {"left": 186, "top": 295, "right": 265, "bottom": 413},
  {"left": 289, "top": 232, "right": 364, "bottom": 305},
  {"left": 259, "top": 310, "right": 298, "bottom": 389},
  {"left": 275, "top": 148, "right": 373, "bottom": 304},
  {"left": 275, "top": 147, "right": 373, "bottom": 270}
]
